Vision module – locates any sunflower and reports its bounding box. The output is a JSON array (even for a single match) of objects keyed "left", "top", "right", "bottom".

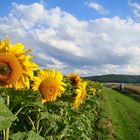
[
  {"left": 73, "top": 81, "right": 87, "bottom": 109},
  {"left": 68, "top": 73, "right": 81, "bottom": 87},
  {"left": 90, "top": 88, "right": 96, "bottom": 95},
  {"left": 32, "top": 69, "right": 66, "bottom": 103},
  {"left": 0, "top": 36, "right": 38, "bottom": 89}
]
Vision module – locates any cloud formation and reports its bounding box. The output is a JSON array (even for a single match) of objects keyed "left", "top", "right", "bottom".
[
  {"left": 0, "top": 2, "right": 140, "bottom": 76},
  {"left": 86, "top": 1, "right": 109, "bottom": 14},
  {"left": 129, "top": 0, "right": 140, "bottom": 18}
]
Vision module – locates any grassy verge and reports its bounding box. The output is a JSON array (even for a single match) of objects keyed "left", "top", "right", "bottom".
[{"left": 97, "top": 87, "right": 140, "bottom": 140}]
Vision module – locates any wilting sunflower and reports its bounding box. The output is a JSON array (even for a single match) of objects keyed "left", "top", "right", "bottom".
[
  {"left": 73, "top": 81, "right": 87, "bottom": 109},
  {"left": 68, "top": 73, "right": 81, "bottom": 87},
  {"left": 0, "top": 36, "right": 38, "bottom": 89},
  {"left": 32, "top": 69, "right": 66, "bottom": 103}
]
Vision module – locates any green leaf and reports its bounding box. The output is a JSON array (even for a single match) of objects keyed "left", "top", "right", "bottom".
[
  {"left": 9, "top": 89, "right": 41, "bottom": 104},
  {"left": 11, "top": 132, "right": 26, "bottom": 140},
  {"left": 40, "top": 111, "right": 49, "bottom": 120},
  {"left": 26, "top": 130, "right": 45, "bottom": 140},
  {"left": 0, "top": 96, "right": 16, "bottom": 131},
  {"left": 8, "top": 89, "right": 44, "bottom": 109},
  {"left": 11, "top": 131, "right": 45, "bottom": 140},
  {"left": 40, "top": 111, "right": 60, "bottom": 121}
]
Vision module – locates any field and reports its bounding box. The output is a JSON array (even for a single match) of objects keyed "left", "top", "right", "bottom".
[
  {"left": 0, "top": 78, "right": 103, "bottom": 140},
  {"left": 124, "top": 85, "right": 140, "bottom": 95},
  {"left": 0, "top": 64, "right": 140, "bottom": 140},
  {"left": 105, "top": 83, "right": 140, "bottom": 96},
  {"left": 98, "top": 88, "right": 140, "bottom": 140},
  {"left": 1, "top": 82, "right": 140, "bottom": 140}
]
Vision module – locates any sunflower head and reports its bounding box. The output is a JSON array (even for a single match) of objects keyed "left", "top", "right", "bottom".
[
  {"left": 0, "top": 52, "right": 23, "bottom": 85},
  {"left": 68, "top": 73, "right": 81, "bottom": 87},
  {"left": 0, "top": 36, "right": 38, "bottom": 89},
  {"left": 73, "top": 81, "right": 87, "bottom": 109},
  {"left": 32, "top": 69, "right": 66, "bottom": 104}
]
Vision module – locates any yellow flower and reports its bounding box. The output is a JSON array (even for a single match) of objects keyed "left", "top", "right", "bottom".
[
  {"left": 73, "top": 81, "right": 87, "bottom": 109},
  {"left": 68, "top": 73, "right": 81, "bottom": 87},
  {"left": 90, "top": 88, "right": 96, "bottom": 95},
  {"left": 0, "top": 36, "right": 38, "bottom": 89},
  {"left": 32, "top": 69, "right": 66, "bottom": 103}
]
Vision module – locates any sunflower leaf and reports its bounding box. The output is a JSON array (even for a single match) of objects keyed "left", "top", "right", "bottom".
[
  {"left": 26, "top": 130, "right": 45, "bottom": 140},
  {"left": 11, "top": 131, "right": 45, "bottom": 140},
  {"left": 8, "top": 89, "right": 43, "bottom": 108},
  {"left": 11, "top": 132, "right": 27, "bottom": 140},
  {"left": 0, "top": 96, "right": 16, "bottom": 131}
]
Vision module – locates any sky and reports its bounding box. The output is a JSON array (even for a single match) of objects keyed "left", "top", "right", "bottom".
[{"left": 0, "top": 0, "right": 140, "bottom": 76}]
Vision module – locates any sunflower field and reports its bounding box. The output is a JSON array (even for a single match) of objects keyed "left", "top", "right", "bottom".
[{"left": 0, "top": 37, "right": 102, "bottom": 140}]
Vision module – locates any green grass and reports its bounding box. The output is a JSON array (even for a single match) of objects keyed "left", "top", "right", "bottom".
[{"left": 99, "top": 87, "right": 140, "bottom": 140}]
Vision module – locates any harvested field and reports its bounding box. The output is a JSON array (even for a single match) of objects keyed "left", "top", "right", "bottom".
[{"left": 124, "top": 85, "right": 140, "bottom": 95}]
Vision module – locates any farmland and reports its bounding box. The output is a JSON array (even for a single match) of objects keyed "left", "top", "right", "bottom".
[
  {"left": 1, "top": 1, "right": 140, "bottom": 139},
  {"left": 1, "top": 80, "right": 140, "bottom": 140},
  {"left": 106, "top": 83, "right": 140, "bottom": 97},
  {"left": 0, "top": 79, "right": 103, "bottom": 140},
  {"left": 124, "top": 85, "right": 140, "bottom": 95},
  {"left": 97, "top": 87, "right": 140, "bottom": 140}
]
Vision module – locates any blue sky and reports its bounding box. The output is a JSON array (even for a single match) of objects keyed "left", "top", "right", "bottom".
[
  {"left": 0, "top": 0, "right": 137, "bottom": 19},
  {"left": 0, "top": 0, "right": 140, "bottom": 75}
]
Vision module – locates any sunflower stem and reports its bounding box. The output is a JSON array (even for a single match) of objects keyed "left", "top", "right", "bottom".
[
  {"left": 36, "top": 108, "right": 41, "bottom": 134},
  {"left": 2, "top": 130, "right": 5, "bottom": 140},
  {"left": 6, "top": 95, "right": 10, "bottom": 106},
  {"left": 28, "top": 116, "right": 36, "bottom": 131},
  {"left": 15, "top": 105, "right": 30, "bottom": 116},
  {"left": 5, "top": 95, "right": 10, "bottom": 140}
]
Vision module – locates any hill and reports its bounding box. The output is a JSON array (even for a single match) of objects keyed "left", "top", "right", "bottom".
[{"left": 84, "top": 74, "right": 140, "bottom": 83}]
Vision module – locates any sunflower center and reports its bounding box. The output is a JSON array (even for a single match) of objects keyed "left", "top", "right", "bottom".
[
  {"left": 47, "top": 87, "right": 55, "bottom": 95},
  {"left": 72, "top": 78, "right": 78, "bottom": 85},
  {"left": 39, "top": 80, "right": 58, "bottom": 99},
  {"left": 0, "top": 62, "right": 11, "bottom": 76},
  {"left": 0, "top": 53, "right": 23, "bottom": 84},
  {"left": 70, "top": 77, "right": 80, "bottom": 86}
]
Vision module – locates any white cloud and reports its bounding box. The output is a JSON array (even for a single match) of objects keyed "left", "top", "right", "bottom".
[
  {"left": 129, "top": 0, "right": 140, "bottom": 18},
  {"left": 86, "top": 2, "right": 109, "bottom": 14},
  {"left": 37, "top": 53, "right": 63, "bottom": 65},
  {"left": 33, "top": 28, "right": 85, "bottom": 57},
  {"left": 0, "top": 2, "right": 140, "bottom": 76}
]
